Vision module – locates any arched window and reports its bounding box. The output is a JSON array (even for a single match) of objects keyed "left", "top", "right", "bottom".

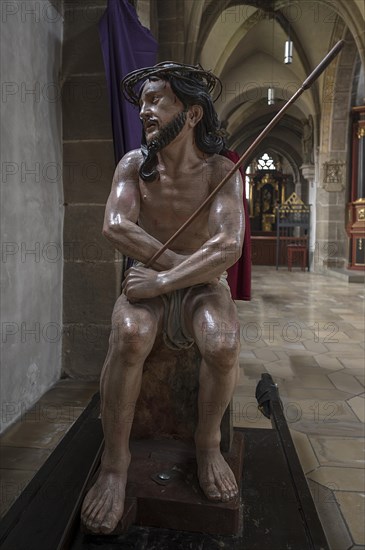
[{"left": 257, "top": 153, "right": 275, "bottom": 171}]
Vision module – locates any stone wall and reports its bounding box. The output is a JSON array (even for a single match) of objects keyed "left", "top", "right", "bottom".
[
  {"left": 62, "top": 1, "right": 118, "bottom": 378},
  {"left": 0, "top": 1, "right": 63, "bottom": 432},
  {"left": 156, "top": 0, "right": 185, "bottom": 62}
]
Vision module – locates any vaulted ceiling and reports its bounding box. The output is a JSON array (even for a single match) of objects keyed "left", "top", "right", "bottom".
[{"left": 175, "top": 0, "right": 365, "bottom": 168}]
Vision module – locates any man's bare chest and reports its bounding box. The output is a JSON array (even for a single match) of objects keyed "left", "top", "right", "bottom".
[{"left": 138, "top": 175, "right": 211, "bottom": 229}]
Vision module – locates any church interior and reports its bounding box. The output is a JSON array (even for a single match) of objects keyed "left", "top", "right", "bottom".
[{"left": 1, "top": 0, "right": 364, "bottom": 548}]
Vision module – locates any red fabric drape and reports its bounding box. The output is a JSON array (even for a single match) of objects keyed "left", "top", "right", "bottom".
[{"left": 223, "top": 150, "right": 251, "bottom": 300}]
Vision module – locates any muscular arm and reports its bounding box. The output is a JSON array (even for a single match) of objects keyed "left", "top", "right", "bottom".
[
  {"left": 123, "top": 158, "right": 245, "bottom": 301},
  {"left": 161, "top": 164, "right": 245, "bottom": 292},
  {"left": 102, "top": 150, "right": 182, "bottom": 271}
]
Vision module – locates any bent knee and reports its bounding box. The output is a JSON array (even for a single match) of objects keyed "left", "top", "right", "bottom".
[
  {"left": 202, "top": 336, "right": 240, "bottom": 371},
  {"left": 109, "top": 310, "right": 158, "bottom": 358}
]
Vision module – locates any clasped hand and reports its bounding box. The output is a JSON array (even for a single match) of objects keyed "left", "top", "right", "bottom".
[{"left": 122, "top": 266, "right": 164, "bottom": 302}]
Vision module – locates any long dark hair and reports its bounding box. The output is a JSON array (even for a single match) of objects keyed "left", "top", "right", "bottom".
[{"left": 139, "top": 73, "right": 224, "bottom": 181}]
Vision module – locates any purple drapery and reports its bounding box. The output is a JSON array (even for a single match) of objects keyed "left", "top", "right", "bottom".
[{"left": 98, "top": 0, "right": 158, "bottom": 164}]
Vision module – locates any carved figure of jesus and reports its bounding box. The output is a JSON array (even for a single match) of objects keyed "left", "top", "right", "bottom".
[{"left": 81, "top": 63, "right": 245, "bottom": 534}]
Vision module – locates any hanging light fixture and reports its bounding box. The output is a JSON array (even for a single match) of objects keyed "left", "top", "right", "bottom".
[
  {"left": 284, "top": 1, "right": 293, "bottom": 64},
  {"left": 268, "top": 87, "right": 275, "bottom": 105},
  {"left": 268, "top": 13, "right": 275, "bottom": 105},
  {"left": 284, "top": 39, "right": 293, "bottom": 64}
]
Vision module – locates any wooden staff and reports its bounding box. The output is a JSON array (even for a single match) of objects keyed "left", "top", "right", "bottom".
[{"left": 145, "top": 39, "right": 345, "bottom": 268}]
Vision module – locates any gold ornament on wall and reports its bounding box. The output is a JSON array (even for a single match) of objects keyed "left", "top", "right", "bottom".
[{"left": 357, "top": 122, "right": 365, "bottom": 139}]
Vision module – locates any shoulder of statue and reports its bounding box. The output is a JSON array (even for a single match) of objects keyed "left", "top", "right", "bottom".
[
  {"left": 124, "top": 148, "right": 143, "bottom": 162},
  {"left": 211, "top": 152, "right": 237, "bottom": 173},
  {"left": 117, "top": 149, "right": 143, "bottom": 172},
  {"left": 207, "top": 154, "right": 242, "bottom": 192},
  {"left": 112, "top": 149, "right": 143, "bottom": 184}
]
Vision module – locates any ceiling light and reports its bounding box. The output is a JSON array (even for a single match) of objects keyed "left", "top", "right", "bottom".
[{"left": 284, "top": 39, "right": 293, "bottom": 64}]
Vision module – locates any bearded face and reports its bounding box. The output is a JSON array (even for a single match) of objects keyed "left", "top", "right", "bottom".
[
  {"left": 138, "top": 77, "right": 214, "bottom": 181},
  {"left": 125, "top": 65, "right": 224, "bottom": 184},
  {"left": 144, "top": 110, "right": 187, "bottom": 154},
  {"left": 139, "top": 79, "right": 188, "bottom": 151}
]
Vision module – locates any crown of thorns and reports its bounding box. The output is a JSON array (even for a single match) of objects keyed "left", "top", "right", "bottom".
[{"left": 121, "top": 62, "right": 223, "bottom": 105}]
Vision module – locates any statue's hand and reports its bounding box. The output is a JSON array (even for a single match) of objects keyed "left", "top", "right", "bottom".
[{"left": 122, "top": 266, "right": 164, "bottom": 302}]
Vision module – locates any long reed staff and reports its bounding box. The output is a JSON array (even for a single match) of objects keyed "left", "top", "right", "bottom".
[{"left": 145, "top": 39, "right": 345, "bottom": 268}]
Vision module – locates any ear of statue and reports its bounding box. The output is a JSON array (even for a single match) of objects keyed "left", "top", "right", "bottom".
[{"left": 188, "top": 105, "right": 203, "bottom": 127}]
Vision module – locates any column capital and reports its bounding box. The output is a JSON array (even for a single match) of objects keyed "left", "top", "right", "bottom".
[{"left": 300, "top": 163, "right": 315, "bottom": 182}]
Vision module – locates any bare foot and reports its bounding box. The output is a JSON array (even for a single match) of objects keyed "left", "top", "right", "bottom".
[
  {"left": 81, "top": 469, "right": 127, "bottom": 534},
  {"left": 196, "top": 448, "right": 238, "bottom": 502}
]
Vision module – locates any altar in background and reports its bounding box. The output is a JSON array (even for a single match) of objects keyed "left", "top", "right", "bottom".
[{"left": 246, "top": 152, "right": 297, "bottom": 266}]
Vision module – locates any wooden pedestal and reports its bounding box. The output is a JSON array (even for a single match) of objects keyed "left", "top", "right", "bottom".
[
  {"left": 0, "top": 393, "right": 330, "bottom": 550},
  {"left": 102, "top": 432, "right": 245, "bottom": 536},
  {"left": 131, "top": 335, "right": 233, "bottom": 452}
]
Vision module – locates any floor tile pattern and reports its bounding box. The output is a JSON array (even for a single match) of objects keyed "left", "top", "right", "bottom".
[{"left": 234, "top": 267, "right": 364, "bottom": 550}]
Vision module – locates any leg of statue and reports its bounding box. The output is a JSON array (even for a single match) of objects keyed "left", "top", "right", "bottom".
[
  {"left": 81, "top": 293, "right": 163, "bottom": 534},
  {"left": 184, "top": 284, "right": 240, "bottom": 503}
]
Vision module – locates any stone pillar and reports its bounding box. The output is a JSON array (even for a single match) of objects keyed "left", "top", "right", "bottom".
[
  {"left": 156, "top": 0, "right": 185, "bottom": 62},
  {"left": 294, "top": 180, "right": 302, "bottom": 197},
  {"left": 300, "top": 164, "right": 316, "bottom": 269},
  {"left": 135, "top": 0, "right": 158, "bottom": 37},
  {"left": 316, "top": 155, "right": 347, "bottom": 271},
  {"left": 62, "top": 2, "right": 119, "bottom": 378},
  {"left": 316, "top": 34, "right": 356, "bottom": 271}
]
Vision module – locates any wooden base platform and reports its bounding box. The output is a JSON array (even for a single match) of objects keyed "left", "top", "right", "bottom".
[
  {"left": 83, "top": 433, "right": 244, "bottom": 537},
  {"left": 74, "top": 427, "right": 325, "bottom": 550},
  {"left": 0, "top": 385, "right": 330, "bottom": 550}
]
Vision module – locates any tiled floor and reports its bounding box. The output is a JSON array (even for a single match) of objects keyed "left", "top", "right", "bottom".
[
  {"left": 1, "top": 266, "right": 364, "bottom": 549},
  {"left": 233, "top": 266, "right": 365, "bottom": 550}
]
